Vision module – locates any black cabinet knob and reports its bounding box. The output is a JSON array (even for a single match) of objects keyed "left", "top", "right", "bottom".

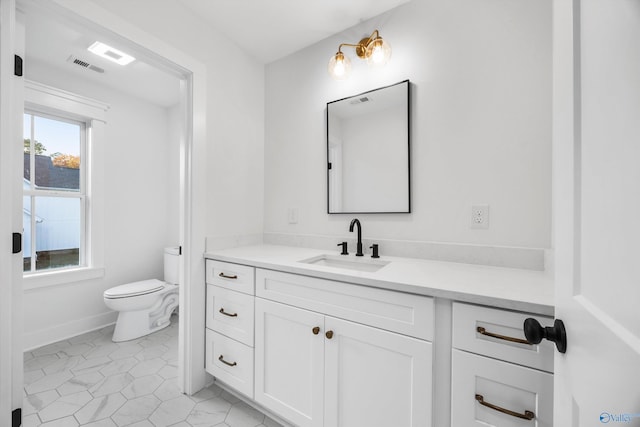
[{"left": 524, "top": 318, "right": 567, "bottom": 353}]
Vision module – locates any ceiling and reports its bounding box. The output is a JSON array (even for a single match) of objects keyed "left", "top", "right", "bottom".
[
  {"left": 177, "top": 0, "right": 410, "bottom": 64},
  {"left": 24, "top": 7, "right": 182, "bottom": 108},
  {"left": 23, "top": 0, "right": 410, "bottom": 108}
]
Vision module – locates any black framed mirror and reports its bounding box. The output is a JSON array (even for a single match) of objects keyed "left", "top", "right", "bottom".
[{"left": 327, "top": 80, "right": 410, "bottom": 214}]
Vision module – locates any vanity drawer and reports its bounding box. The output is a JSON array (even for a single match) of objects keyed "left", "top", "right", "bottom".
[
  {"left": 205, "top": 329, "right": 254, "bottom": 398},
  {"left": 451, "top": 349, "right": 553, "bottom": 427},
  {"left": 206, "top": 260, "right": 255, "bottom": 295},
  {"left": 452, "top": 302, "right": 554, "bottom": 372},
  {"left": 206, "top": 285, "right": 255, "bottom": 346},
  {"left": 256, "top": 268, "right": 434, "bottom": 341}
]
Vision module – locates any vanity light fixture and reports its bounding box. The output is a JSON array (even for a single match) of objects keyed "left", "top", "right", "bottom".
[
  {"left": 327, "top": 29, "right": 392, "bottom": 80},
  {"left": 87, "top": 41, "right": 135, "bottom": 66}
]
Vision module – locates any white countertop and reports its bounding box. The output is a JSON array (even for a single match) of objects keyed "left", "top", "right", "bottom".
[{"left": 204, "top": 244, "right": 555, "bottom": 316}]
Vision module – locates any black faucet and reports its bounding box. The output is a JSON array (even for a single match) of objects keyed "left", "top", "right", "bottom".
[{"left": 349, "top": 218, "right": 364, "bottom": 256}]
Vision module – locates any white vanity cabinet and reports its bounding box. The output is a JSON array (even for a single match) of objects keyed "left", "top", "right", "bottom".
[
  {"left": 205, "top": 260, "right": 256, "bottom": 398},
  {"left": 254, "top": 269, "right": 434, "bottom": 427},
  {"left": 451, "top": 302, "right": 554, "bottom": 427},
  {"left": 203, "top": 247, "right": 555, "bottom": 427}
]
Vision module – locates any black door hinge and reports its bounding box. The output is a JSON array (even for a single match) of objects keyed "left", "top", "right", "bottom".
[
  {"left": 12, "top": 408, "right": 21, "bottom": 427},
  {"left": 12, "top": 233, "right": 21, "bottom": 254},
  {"left": 328, "top": 162, "right": 332, "bottom": 170},
  {"left": 14, "top": 55, "right": 23, "bottom": 77}
]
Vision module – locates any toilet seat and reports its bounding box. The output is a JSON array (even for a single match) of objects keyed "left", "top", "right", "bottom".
[{"left": 104, "top": 279, "right": 165, "bottom": 299}]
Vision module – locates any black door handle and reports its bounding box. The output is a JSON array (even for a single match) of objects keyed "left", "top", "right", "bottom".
[{"left": 524, "top": 318, "right": 567, "bottom": 353}]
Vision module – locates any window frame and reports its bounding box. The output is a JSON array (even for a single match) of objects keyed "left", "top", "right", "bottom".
[
  {"left": 22, "top": 80, "right": 109, "bottom": 290},
  {"left": 23, "top": 109, "right": 87, "bottom": 274}
]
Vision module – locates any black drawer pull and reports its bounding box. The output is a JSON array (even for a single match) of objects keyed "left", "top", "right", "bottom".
[
  {"left": 219, "top": 308, "right": 238, "bottom": 317},
  {"left": 475, "top": 394, "right": 535, "bottom": 420},
  {"left": 218, "top": 272, "right": 238, "bottom": 279},
  {"left": 477, "top": 326, "right": 531, "bottom": 345},
  {"left": 218, "top": 355, "right": 237, "bottom": 367}
]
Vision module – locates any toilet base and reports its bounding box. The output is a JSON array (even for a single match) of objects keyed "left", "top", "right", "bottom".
[{"left": 111, "top": 289, "right": 179, "bottom": 342}]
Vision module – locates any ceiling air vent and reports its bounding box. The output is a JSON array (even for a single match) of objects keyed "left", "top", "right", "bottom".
[
  {"left": 349, "top": 96, "right": 371, "bottom": 105},
  {"left": 66, "top": 55, "right": 105, "bottom": 73}
]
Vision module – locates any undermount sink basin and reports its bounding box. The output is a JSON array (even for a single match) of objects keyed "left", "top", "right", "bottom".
[{"left": 298, "top": 254, "right": 390, "bottom": 273}]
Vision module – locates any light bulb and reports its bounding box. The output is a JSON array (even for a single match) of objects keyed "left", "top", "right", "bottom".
[
  {"left": 365, "top": 38, "right": 391, "bottom": 67},
  {"left": 328, "top": 52, "right": 352, "bottom": 80}
]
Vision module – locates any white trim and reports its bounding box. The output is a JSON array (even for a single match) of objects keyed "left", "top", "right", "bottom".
[
  {"left": 23, "top": 310, "right": 116, "bottom": 352},
  {"left": 0, "top": 0, "right": 18, "bottom": 422},
  {"left": 87, "top": 120, "right": 105, "bottom": 285},
  {"left": 25, "top": 79, "right": 109, "bottom": 122},
  {"left": 23, "top": 266, "right": 104, "bottom": 290}
]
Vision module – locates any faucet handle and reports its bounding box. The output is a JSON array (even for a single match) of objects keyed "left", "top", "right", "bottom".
[
  {"left": 337, "top": 242, "right": 349, "bottom": 255},
  {"left": 370, "top": 244, "right": 380, "bottom": 258}
]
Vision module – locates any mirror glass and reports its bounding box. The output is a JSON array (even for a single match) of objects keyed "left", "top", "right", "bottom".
[{"left": 327, "top": 80, "right": 410, "bottom": 213}]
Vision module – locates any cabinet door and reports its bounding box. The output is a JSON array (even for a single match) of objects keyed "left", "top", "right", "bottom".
[
  {"left": 255, "top": 298, "right": 325, "bottom": 427},
  {"left": 324, "top": 316, "right": 433, "bottom": 427}
]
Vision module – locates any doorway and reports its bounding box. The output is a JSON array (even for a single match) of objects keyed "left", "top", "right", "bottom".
[{"left": 1, "top": 0, "right": 208, "bottom": 421}]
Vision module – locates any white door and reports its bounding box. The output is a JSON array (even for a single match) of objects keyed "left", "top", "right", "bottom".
[
  {"left": 324, "top": 316, "right": 432, "bottom": 427},
  {"left": 553, "top": 0, "right": 640, "bottom": 425},
  {"left": 254, "top": 298, "right": 325, "bottom": 427},
  {"left": 0, "top": 0, "right": 23, "bottom": 425}
]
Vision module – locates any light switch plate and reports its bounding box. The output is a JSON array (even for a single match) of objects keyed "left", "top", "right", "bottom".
[{"left": 288, "top": 207, "right": 299, "bottom": 224}]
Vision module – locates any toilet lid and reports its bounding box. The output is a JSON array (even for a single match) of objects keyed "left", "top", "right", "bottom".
[{"left": 104, "top": 279, "right": 165, "bottom": 299}]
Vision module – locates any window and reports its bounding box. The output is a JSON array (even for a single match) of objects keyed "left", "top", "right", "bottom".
[
  {"left": 21, "top": 80, "right": 109, "bottom": 286},
  {"left": 23, "top": 111, "right": 87, "bottom": 273}
]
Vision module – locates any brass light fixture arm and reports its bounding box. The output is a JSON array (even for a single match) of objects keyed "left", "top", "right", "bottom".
[
  {"left": 337, "top": 42, "right": 362, "bottom": 53},
  {"left": 336, "top": 29, "right": 381, "bottom": 58}
]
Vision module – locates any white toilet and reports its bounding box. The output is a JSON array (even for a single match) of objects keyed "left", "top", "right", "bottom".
[{"left": 104, "top": 247, "right": 180, "bottom": 342}]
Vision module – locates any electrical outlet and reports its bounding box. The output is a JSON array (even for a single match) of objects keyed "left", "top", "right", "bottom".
[
  {"left": 287, "top": 207, "right": 299, "bottom": 224},
  {"left": 471, "top": 204, "right": 489, "bottom": 229}
]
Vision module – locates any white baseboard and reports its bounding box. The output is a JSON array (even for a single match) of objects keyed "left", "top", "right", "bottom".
[{"left": 23, "top": 311, "right": 118, "bottom": 352}]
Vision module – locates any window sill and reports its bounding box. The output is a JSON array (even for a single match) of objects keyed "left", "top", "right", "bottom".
[{"left": 24, "top": 267, "right": 105, "bottom": 291}]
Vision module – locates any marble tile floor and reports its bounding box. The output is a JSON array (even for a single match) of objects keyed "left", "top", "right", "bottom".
[{"left": 23, "top": 315, "right": 282, "bottom": 427}]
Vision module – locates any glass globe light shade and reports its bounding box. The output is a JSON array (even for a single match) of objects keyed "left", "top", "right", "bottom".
[
  {"left": 328, "top": 51, "right": 352, "bottom": 80},
  {"left": 365, "top": 37, "right": 392, "bottom": 67}
]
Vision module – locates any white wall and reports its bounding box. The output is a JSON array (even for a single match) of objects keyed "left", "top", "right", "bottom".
[
  {"left": 265, "top": 0, "right": 552, "bottom": 249},
  {"left": 23, "top": 60, "right": 180, "bottom": 349},
  {"left": 86, "top": 0, "right": 266, "bottom": 244}
]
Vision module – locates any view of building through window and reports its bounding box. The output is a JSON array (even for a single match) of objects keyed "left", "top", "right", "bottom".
[{"left": 23, "top": 112, "right": 85, "bottom": 272}]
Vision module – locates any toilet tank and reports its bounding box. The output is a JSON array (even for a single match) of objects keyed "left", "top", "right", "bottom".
[{"left": 164, "top": 246, "right": 181, "bottom": 285}]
